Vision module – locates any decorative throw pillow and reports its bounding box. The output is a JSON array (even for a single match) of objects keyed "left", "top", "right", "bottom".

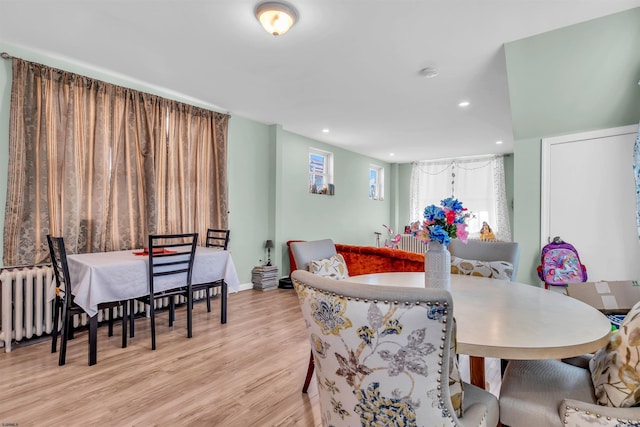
[
  {"left": 589, "top": 300, "right": 640, "bottom": 407},
  {"left": 308, "top": 254, "right": 349, "bottom": 280},
  {"left": 450, "top": 256, "right": 514, "bottom": 281}
]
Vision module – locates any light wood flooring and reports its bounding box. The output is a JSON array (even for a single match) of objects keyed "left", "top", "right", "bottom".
[{"left": 0, "top": 288, "right": 500, "bottom": 426}]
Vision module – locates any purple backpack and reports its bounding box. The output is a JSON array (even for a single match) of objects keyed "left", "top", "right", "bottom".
[{"left": 537, "top": 237, "right": 587, "bottom": 287}]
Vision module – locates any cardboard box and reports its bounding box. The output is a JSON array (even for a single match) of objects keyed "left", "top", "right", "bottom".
[{"left": 566, "top": 280, "right": 640, "bottom": 314}]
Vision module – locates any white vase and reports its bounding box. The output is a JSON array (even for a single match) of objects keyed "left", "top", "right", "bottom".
[{"left": 424, "top": 241, "right": 451, "bottom": 290}]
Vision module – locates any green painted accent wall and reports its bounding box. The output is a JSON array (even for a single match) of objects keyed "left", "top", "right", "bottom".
[
  {"left": 0, "top": 56, "right": 10, "bottom": 263},
  {"left": 505, "top": 8, "right": 640, "bottom": 285},
  {"left": 226, "top": 117, "right": 275, "bottom": 285},
  {"left": 273, "top": 128, "right": 391, "bottom": 273}
]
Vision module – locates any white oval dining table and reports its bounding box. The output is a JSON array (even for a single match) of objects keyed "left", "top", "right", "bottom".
[{"left": 343, "top": 272, "right": 611, "bottom": 389}]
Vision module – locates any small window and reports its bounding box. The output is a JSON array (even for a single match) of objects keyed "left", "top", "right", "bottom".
[
  {"left": 309, "top": 148, "right": 334, "bottom": 195},
  {"left": 369, "top": 165, "right": 384, "bottom": 200}
]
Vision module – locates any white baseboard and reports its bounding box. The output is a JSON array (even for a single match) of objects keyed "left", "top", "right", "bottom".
[{"left": 236, "top": 283, "right": 254, "bottom": 292}]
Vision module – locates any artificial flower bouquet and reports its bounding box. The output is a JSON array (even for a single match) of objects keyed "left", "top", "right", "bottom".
[{"left": 410, "top": 197, "right": 469, "bottom": 247}]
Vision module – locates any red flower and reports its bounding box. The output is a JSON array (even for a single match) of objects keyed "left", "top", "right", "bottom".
[{"left": 445, "top": 209, "right": 456, "bottom": 225}]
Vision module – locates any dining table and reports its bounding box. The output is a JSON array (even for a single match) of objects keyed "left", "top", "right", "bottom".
[
  {"left": 63, "top": 246, "right": 240, "bottom": 365},
  {"left": 343, "top": 272, "right": 611, "bottom": 389}
]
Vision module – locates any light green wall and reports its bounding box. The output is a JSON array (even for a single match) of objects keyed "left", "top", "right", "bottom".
[
  {"left": 273, "top": 128, "right": 391, "bottom": 273},
  {"left": 0, "top": 55, "right": 9, "bottom": 263},
  {"left": 0, "top": 42, "right": 393, "bottom": 284},
  {"left": 505, "top": 7, "right": 640, "bottom": 285},
  {"left": 226, "top": 117, "right": 275, "bottom": 285}
]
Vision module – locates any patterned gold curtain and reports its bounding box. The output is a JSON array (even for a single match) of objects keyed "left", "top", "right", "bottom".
[
  {"left": 3, "top": 58, "right": 228, "bottom": 266},
  {"left": 155, "top": 100, "right": 229, "bottom": 237},
  {"left": 3, "top": 59, "right": 161, "bottom": 265}
]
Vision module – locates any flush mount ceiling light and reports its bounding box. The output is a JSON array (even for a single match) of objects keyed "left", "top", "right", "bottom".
[{"left": 255, "top": 1, "right": 298, "bottom": 36}]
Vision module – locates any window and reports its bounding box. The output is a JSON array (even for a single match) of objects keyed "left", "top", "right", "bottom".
[
  {"left": 309, "top": 148, "right": 334, "bottom": 195},
  {"left": 409, "top": 156, "right": 511, "bottom": 241},
  {"left": 369, "top": 165, "right": 384, "bottom": 200}
]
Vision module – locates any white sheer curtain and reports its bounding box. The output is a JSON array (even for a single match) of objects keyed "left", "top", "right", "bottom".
[{"left": 410, "top": 155, "right": 512, "bottom": 242}]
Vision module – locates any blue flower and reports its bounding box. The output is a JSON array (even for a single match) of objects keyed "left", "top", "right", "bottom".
[
  {"left": 423, "top": 205, "right": 445, "bottom": 222},
  {"left": 441, "top": 197, "right": 463, "bottom": 212},
  {"left": 428, "top": 225, "right": 450, "bottom": 246}
]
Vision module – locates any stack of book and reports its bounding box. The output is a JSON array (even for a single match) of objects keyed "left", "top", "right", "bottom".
[{"left": 252, "top": 265, "right": 279, "bottom": 291}]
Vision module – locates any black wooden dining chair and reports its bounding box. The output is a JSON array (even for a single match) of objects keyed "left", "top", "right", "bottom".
[
  {"left": 47, "top": 235, "right": 127, "bottom": 365},
  {"left": 132, "top": 233, "right": 198, "bottom": 350},
  {"left": 192, "top": 229, "right": 230, "bottom": 320}
]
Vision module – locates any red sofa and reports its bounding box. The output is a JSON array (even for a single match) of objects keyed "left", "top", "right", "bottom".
[{"left": 286, "top": 240, "right": 424, "bottom": 276}]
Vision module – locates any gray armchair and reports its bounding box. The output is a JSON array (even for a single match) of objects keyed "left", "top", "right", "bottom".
[
  {"left": 289, "top": 238, "right": 338, "bottom": 273},
  {"left": 499, "top": 357, "right": 640, "bottom": 426},
  {"left": 449, "top": 239, "right": 521, "bottom": 281}
]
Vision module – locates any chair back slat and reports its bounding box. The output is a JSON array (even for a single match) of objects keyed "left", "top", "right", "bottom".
[
  {"left": 148, "top": 233, "right": 198, "bottom": 294},
  {"left": 47, "top": 236, "right": 74, "bottom": 306},
  {"left": 206, "top": 229, "right": 230, "bottom": 250}
]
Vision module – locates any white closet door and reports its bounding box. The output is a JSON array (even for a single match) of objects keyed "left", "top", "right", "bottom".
[{"left": 541, "top": 125, "right": 639, "bottom": 282}]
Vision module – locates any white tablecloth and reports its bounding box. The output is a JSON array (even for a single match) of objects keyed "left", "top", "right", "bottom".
[{"left": 66, "top": 247, "right": 240, "bottom": 317}]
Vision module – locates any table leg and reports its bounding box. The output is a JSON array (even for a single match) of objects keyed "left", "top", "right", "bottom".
[
  {"left": 89, "top": 315, "right": 97, "bottom": 366},
  {"left": 221, "top": 280, "right": 228, "bottom": 324},
  {"left": 469, "top": 356, "right": 485, "bottom": 389}
]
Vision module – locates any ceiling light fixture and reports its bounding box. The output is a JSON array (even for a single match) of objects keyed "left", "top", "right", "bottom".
[
  {"left": 322, "top": 128, "right": 330, "bottom": 133},
  {"left": 458, "top": 101, "right": 470, "bottom": 107},
  {"left": 255, "top": 1, "right": 298, "bottom": 36},
  {"left": 496, "top": 140, "right": 503, "bottom": 145}
]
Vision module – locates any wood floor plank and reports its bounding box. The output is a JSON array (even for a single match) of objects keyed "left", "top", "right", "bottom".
[{"left": 0, "top": 288, "right": 499, "bottom": 426}]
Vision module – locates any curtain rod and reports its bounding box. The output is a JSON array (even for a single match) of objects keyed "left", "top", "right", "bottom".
[{"left": 1, "top": 52, "right": 13, "bottom": 59}]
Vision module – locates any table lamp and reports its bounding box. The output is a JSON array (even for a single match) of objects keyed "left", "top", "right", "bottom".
[{"left": 265, "top": 239, "right": 274, "bottom": 266}]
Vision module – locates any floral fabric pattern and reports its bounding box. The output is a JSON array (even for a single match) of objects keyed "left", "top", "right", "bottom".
[
  {"left": 309, "top": 254, "right": 349, "bottom": 280},
  {"left": 590, "top": 300, "right": 640, "bottom": 407},
  {"left": 563, "top": 404, "right": 640, "bottom": 426},
  {"left": 293, "top": 279, "right": 463, "bottom": 426},
  {"left": 450, "top": 256, "right": 514, "bottom": 281}
]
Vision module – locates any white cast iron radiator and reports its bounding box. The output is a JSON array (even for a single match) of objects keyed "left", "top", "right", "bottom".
[
  {"left": 0, "top": 265, "right": 215, "bottom": 353},
  {"left": 397, "top": 234, "right": 425, "bottom": 254},
  {"left": 0, "top": 265, "right": 55, "bottom": 352}
]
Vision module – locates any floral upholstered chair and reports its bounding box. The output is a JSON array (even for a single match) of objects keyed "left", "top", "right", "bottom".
[
  {"left": 290, "top": 238, "right": 350, "bottom": 392},
  {"left": 291, "top": 270, "right": 499, "bottom": 427}
]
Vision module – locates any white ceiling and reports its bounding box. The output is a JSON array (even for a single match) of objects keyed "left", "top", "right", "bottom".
[{"left": 1, "top": 0, "right": 639, "bottom": 163}]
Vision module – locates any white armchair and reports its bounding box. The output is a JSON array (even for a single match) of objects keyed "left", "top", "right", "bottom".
[{"left": 291, "top": 270, "right": 500, "bottom": 426}]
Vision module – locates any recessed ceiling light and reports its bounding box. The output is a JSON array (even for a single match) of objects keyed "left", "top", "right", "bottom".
[
  {"left": 496, "top": 140, "right": 503, "bottom": 145},
  {"left": 389, "top": 153, "right": 395, "bottom": 156},
  {"left": 418, "top": 67, "right": 438, "bottom": 78},
  {"left": 458, "top": 101, "right": 470, "bottom": 107},
  {"left": 322, "top": 128, "right": 330, "bottom": 133}
]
